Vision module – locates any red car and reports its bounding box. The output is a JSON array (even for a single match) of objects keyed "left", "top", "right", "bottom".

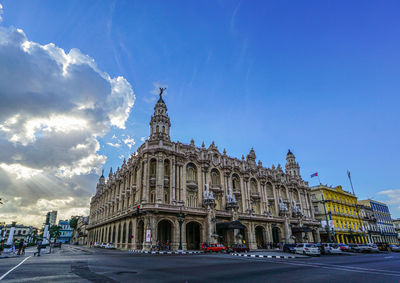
[{"left": 201, "top": 243, "right": 226, "bottom": 253}]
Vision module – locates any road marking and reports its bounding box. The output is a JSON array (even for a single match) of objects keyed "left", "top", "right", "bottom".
[
  {"left": 384, "top": 256, "right": 393, "bottom": 259},
  {"left": 0, "top": 256, "right": 31, "bottom": 281}
]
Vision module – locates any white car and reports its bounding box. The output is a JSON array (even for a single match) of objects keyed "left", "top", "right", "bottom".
[
  {"left": 323, "top": 243, "right": 342, "bottom": 254},
  {"left": 105, "top": 243, "right": 115, "bottom": 249},
  {"left": 295, "top": 243, "right": 320, "bottom": 256},
  {"left": 367, "top": 244, "right": 379, "bottom": 253}
]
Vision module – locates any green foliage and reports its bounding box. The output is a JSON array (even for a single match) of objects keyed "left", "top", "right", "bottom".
[
  {"left": 49, "top": 225, "right": 61, "bottom": 240},
  {"left": 69, "top": 217, "right": 78, "bottom": 229}
]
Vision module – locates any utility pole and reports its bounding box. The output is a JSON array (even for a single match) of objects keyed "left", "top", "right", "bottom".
[{"left": 347, "top": 170, "right": 366, "bottom": 243}]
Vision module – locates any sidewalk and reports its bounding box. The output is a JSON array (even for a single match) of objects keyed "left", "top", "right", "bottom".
[
  {"left": 128, "top": 249, "right": 203, "bottom": 255},
  {"left": 231, "top": 250, "right": 307, "bottom": 259}
]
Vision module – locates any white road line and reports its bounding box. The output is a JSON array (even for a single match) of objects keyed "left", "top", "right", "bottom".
[{"left": 0, "top": 256, "right": 31, "bottom": 281}]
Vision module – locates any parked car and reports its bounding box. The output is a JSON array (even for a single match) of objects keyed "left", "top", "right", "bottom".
[
  {"left": 367, "top": 244, "right": 379, "bottom": 253},
  {"left": 201, "top": 243, "right": 226, "bottom": 253},
  {"left": 338, "top": 244, "right": 349, "bottom": 252},
  {"left": 294, "top": 243, "right": 320, "bottom": 256},
  {"left": 227, "top": 244, "right": 249, "bottom": 253},
  {"left": 322, "top": 243, "right": 342, "bottom": 254},
  {"left": 388, "top": 245, "right": 400, "bottom": 252},
  {"left": 104, "top": 243, "right": 115, "bottom": 249},
  {"left": 283, "top": 244, "right": 296, "bottom": 253},
  {"left": 348, "top": 244, "right": 363, "bottom": 253},
  {"left": 358, "top": 244, "right": 373, "bottom": 253}
]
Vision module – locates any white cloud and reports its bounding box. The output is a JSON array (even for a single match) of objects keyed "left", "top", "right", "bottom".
[
  {"left": 0, "top": 4, "right": 3, "bottom": 23},
  {"left": 140, "top": 136, "right": 147, "bottom": 142},
  {"left": 118, "top": 155, "right": 125, "bottom": 160},
  {"left": 123, "top": 136, "right": 135, "bottom": 149},
  {"left": 0, "top": 24, "right": 135, "bottom": 227},
  {"left": 106, "top": 142, "right": 121, "bottom": 148},
  {"left": 377, "top": 189, "right": 400, "bottom": 211}
]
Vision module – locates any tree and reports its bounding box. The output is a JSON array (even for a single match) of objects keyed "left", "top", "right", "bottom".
[{"left": 69, "top": 217, "right": 78, "bottom": 230}]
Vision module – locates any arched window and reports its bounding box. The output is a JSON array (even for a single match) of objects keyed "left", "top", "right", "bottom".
[
  {"left": 162, "top": 126, "right": 165, "bottom": 133},
  {"left": 150, "top": 190, "right": 155, "bottom": 203},
  {"left": 250, "top": 179, "right": 258, "bottom": 195},
  {"left": 266, "top": 183, "right": 273, "bottom": 198},
  {"left": 150, "top": 159, "right": 157, "bottom": 176},
  {"left": 156, "top": 125, "right": 159, "bottom": 133},
  {"left": 164, "top": 160, "right": 170, "bottom": 176},
  {"left": 211, "top": 169, "right": 220, "bottom": 185},
  {"left": 186, "top": 163, "right": 197, "bottom": 182},
  {"left": 232, "top": 174, "right": 240, "bottom": 190}
]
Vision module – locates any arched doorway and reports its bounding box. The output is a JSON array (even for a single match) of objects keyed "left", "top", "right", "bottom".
[
  {"left": 255, "top": 226, "right": 265, "bottom": 249},
  {"left": 157, "top": 220, "right": 172, "bottom": 245},
  {"left": 137, "top": 220, "right": 144, "bottom": 250},
  {"left": 272, "top": 226, "right": 281, "bottom": 245},
  {"left": 186, "top": 222, "right": 201, "bottom": 250}
]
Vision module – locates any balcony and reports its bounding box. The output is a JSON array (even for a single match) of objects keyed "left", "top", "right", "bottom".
[
  {"left": 149, "top": 175, "right": 156, "bottom": 186},
  {"left": 186, "top": 180, "right": 198, "bottom": 190},
  {"left": 250, "top": 192, "right": 261, "bottom": 200},
  {"left": 164, "top": 177, "right": 170, "bottom": 187},
  {"left": 211, "top": 184, "right": 222, "bottom": 193}
]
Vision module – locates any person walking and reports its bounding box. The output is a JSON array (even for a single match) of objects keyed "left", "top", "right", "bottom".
[
  {"left": 34, "top": 240, "right": 42, "bottom": 256},
  {"left": 22, "top": 241, "right": 27, "bottom": 255},
  {"left": 166, "top": 240, "right": 169, "bottom": 251},
  {"left": 17, "top": 239, "right": 24, "bottom": 255}
]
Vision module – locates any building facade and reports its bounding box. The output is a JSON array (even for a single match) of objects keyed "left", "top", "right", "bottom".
[
  {"left": 87, "top": 92, "right": 320, "bottom": 250},
  {"left": 0, "top": 223, "right": 37, "bottom": 243},
  {"left": 46, "top": 211, "right": 58, "bottom": 227},
  {"left": 359, "top": 200, "right": 398, "bottom": 244},
  {"left": 393, "top": 218, "right": 400, "bottom": 243},
  {"left": 310, "top": 185, "right": 367, "bottom": 244},
  {"left": 357, "top": 204, "right": 379, "bottom": 243},
  {"left": 58, "top": 220, "right": 73, "bottom": 244},
  {"left": 72, "top": 216, "right": 89, "bottom": 245}
]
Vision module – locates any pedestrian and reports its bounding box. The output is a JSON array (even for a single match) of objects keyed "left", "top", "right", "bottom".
[
  {"left": 34, "top": 240, "right": 42, "bottom": 256},
  {"left": 17, "top": 239, "right": 24, "bottom": 255},
  {"left": 166, "top": 240, "right": 169, "bottom": 251},
  {"left": 0, "top": 240, "right": 4, "bottom": 255},
  {"left": 22, "top": 241, "right": 27, "bottom": 255}
]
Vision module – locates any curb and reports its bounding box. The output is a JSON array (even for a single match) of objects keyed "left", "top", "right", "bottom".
[
  {"left": 129, "top": 250, "right": 203, "bottom": 255},
  {"left": 231, "top": 253, "right": 297, "bottom": 259}
]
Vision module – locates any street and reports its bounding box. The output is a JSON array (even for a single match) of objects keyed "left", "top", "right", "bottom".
[{"left": 0, "top": 246, "right": 400, "bottom": 282}]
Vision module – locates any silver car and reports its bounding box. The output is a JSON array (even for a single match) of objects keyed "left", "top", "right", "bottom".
[{"left": 295, "top": 243, "right": 321, "bottom": 256}]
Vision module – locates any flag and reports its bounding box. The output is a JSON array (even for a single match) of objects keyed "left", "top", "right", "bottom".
[{"left": 311, "top": 172, "right": 318, "bottom": 178}]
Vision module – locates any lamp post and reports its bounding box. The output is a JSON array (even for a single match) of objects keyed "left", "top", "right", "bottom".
[{"left": 177, "top": 207, "right": 185, "bottom": 251}]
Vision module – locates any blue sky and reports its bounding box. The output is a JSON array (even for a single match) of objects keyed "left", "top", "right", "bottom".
[{"left": 0, "top": 0, "right": 399, "bottom": 224}]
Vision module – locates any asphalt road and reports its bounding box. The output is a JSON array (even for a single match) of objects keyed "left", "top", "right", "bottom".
[{"left": 0, "top": 245, "right": 399, "bottom": 282}]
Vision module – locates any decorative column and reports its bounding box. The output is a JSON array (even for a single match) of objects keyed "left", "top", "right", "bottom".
[{"left": 156, "top": 156, "right": 164, "bottom": 203}]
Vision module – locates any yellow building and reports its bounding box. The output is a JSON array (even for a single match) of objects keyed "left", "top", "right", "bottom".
[{"left": 310, "top": 185, "right": 368, "bottom": 244}]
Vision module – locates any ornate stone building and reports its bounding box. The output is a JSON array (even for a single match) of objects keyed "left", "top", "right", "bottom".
[{"left": 87, "top": 91, "right": 320, "bottom": 250}]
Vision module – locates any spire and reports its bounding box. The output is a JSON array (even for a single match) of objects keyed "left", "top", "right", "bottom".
[{"left": 149, "top": 87, "right": 171, "bottom": 141}]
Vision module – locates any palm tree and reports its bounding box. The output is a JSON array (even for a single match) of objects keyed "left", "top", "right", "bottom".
[{"left": 49, "top": 225, "right": 61, "bottom": 253}]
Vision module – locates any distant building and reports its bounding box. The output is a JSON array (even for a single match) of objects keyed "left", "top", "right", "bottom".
[
  {"left": 357, "top": 204, "right": 380, "bottom": 243},
  {"left": 58, "top": 220, "right": 73, "bottom": 243},
  {"left": 71, "top": 216, "right": 89, "bottom": 245},
  {"left": 310, "top": 185, "right": 367, "bottom": 244},
  {"left": 0, "top": 223, "right": 37, "bottom": 243},
  {"left": 46, "top": 211, "right": 58, "bottom": 226},
  {"left": 392, "top": 218, "right": 400, "bottom": 243},
  {"left": 358, "top": 200, "right": 397, "bottom": 244}
]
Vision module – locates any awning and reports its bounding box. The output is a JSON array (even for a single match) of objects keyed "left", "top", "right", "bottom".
[
  {"left": 291, "top": 226, "right": 313, "bottom": 233},
  {"left": 216, "top": 220, "right": 246, "bottom": 230}
]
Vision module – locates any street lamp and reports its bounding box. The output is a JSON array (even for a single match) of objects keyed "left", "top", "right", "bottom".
[{"left": 177, "top": 207, "right": 186, "bottom": 251}]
